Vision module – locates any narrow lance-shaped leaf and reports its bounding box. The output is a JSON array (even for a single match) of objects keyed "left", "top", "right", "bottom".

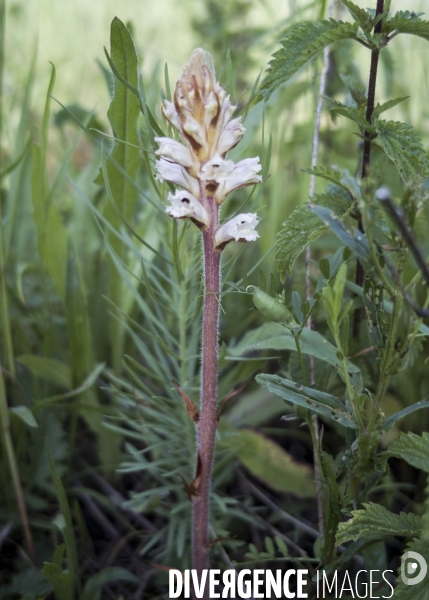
[
  {"left": 383, "top": 398, "right": 429, "bottom": 431},
  {"left": 256, "top": 373, "right": 358, "bottom": 429},
  {"left": 310, "top": 204, "right": 371, "bottom": 267},
  {"left": 101, "top": 18, "right": 141, "bottom": 372}
]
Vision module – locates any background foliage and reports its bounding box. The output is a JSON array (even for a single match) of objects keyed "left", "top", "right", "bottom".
[{"left": 1, "top": 0, "right": 429, "bottom": 598}]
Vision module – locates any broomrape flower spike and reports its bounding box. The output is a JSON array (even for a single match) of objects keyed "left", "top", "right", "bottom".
[
  {"left": 156, "top": 47, "right": 261, "bottom": 244},
  {"left": 156, "top": 48, "right": 262, "bottom": 594}
]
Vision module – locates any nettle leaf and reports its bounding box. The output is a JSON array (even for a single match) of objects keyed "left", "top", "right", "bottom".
[
  {"left": 383, "top": 432, "right": 429, "bottom": 473},
  {"left": 386, "top": 11, "right": 429, "bottom": 42},
  {"left": 229, "top": 321, "right": 360, "bottom": 374},
  {"left": 340, "top": 0, "right": 374, "bottom": 31},
  {"left": 302, "top": 166, "right": 352, "bottom": 191},
  {"left": 223, "top": 428, "right": 316, "bottom": 497},
  {"left": 256, "top": 373, "right": 358, "bottom": 429},
  {"left": 340, "top": 74, "right": 367, "bottom": 107},
  {"left": 373, "top": 96, "right": 409, "bottom": 118},
  {"left": 275, "top": 185, "right": 351, "bottom": 277},
  {"left": 260, "top": 19, "right": 359, "bottom": 101},
  {"left": 336, "top": 503, "right": 422, "bottom": 545},
  {"left": 376, "top": 120, "right": 429, "bottom": 186},
  {"left": 324, "top": 98, "right": 368, "bottom": 130}
]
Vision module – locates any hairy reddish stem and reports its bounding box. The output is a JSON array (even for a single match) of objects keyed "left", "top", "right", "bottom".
[{"left": 192, "top": 197, "right": 220, "bottom": 593}]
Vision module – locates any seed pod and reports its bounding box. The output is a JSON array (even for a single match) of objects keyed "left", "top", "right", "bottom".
[{"left": 248, "top": 286, "right": 295, "bottom": 325}]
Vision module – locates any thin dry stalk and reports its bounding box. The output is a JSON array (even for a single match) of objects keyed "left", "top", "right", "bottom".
[{"left": 305, "top": 0, "right": 336, "bottom": 538}]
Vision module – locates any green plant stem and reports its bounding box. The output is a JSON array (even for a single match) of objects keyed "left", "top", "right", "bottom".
[
  {"left": 353, "top": 0, "right": 385, "bottom": 338},
  {"left": 192, "top": 195, "right": 220, "bottom": 592},
  {"left": 293, "top": 332, "right": 308, "bottom": 387},
  {"left": 369, "top": 283, "right": 402, "bottom": 432},
  {"left": 0, "top": 367, "right": 35, "bottom": 564},
  {"left": 333, "top": 330, "right": 364, "bottom": 430}
]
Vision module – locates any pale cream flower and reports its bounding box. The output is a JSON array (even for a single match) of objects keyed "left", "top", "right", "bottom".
[
  {"left": 155, "top": 137, "right": 194, "bottom": 169},
  {"left": 165, "top": 190, "right": 210, "bottom": 230},
  {"left": 200, "top": 156, "right": 262, "bottom": 203},
  {"left": 155, "top": 158, "right": 200, "bottom": 198},
  {"left": 214, "top": 213, "right": 259, "bottom": 250},
  {"left": 217, "top": 118, "right": 246, "bottom": 155}
]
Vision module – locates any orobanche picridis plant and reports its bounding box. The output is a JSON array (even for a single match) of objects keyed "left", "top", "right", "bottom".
[{"left": 155, "top": 48, "right": 262, "bottom": 582}]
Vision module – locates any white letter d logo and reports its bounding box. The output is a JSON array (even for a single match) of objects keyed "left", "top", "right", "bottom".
[{"left": 401, "top": 551, "right": 427, "bottom": 586}]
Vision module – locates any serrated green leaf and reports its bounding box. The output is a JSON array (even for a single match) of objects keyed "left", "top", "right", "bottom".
[
  {"left": 341, "top": 1, "right": 374, "bottom": 31},
  {"left": 383, "top": 432, "right": 429, "bottom": 473},
  {"left": 324, "top": 98, "right": 369, "bottom": 130},
  {"left": 336, "top": 503, "right": 422, "bottom": 545},
  {"left": 302, "top": 166, "right": 354, "bottom": 191},
  {"left": 275, "top": 189, "right": 351, "bottom": 277},
  {"left": 256, "top": 373, "right": 358, "bottom": 428},
  {"left": 229, "top": 321, "right": 360, "bottom": 373},
  {"left": 373, "top": 96, "right": 409, "bottom": 118},
  {"left": 376, "top": 120, "right": 429, "bottom": 186},
  {"left": 386, "top": 11, "right": 429, "bottom": 42},
  {"left": 340, "top": 74, "right": 367, "bottom": 107},
  {"left": 260, "top": 19, "right": 359, "bottom": 101},
  {"left": 223, "top": 427, "right": 316, "bottom": 497}
]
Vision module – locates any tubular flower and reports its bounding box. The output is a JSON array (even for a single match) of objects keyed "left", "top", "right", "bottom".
[
  {"left": 155, "top": 158, "right": 200, "bottom": 198},
  {"left": 165, "top": 190, "right": 209, "bottom": 230},
  {"left": 156, "top": 48, "right": 261, "bottom": 249},
  {"left": 214, "top": 213, "right": 259, "bottom": 251}
]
